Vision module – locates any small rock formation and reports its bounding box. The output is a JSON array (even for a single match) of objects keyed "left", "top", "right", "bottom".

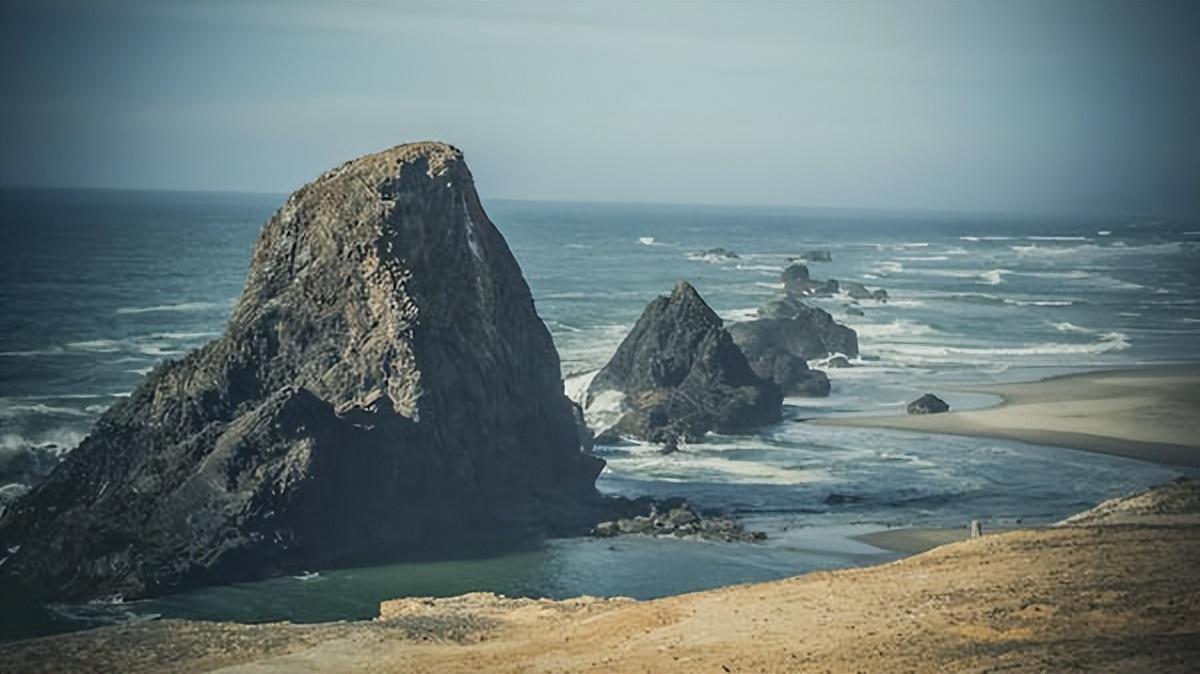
[
  {"left": 907, "top": 394, "right": 951, "bottom": 415},
  {"left": 790, "top": 250, "right": 832, "bottom": 263},
  {"left": 586, "top": 282, "right": 782, "bottom": 442},
  {"left": 754, "top": 294, "right": 859, "bottom": 358},
  {"left": 591, "top": 500, "right": 766, "bottom": 542},
  {"left": 695, "top": 247, "right": 740, "bottom": 260},
  {"left": 841, "top": 281, "right": 889, "bottom": 302},
  {"left": 781, "top": 263, "right": 839, "bottom": 297},
  {"left": 727, "top": 325, "right": 832, "bottom": 396},
  {"left": 0, "top": 142, "right": 605, "bottom": 603}
]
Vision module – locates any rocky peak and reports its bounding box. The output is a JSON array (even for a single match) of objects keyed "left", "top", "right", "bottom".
[
  {"left": 0, "top": 142, "right": 603, "bottom": 602},
  {"left": 587, "top": 282, "right": 781, "bottom": 442}
]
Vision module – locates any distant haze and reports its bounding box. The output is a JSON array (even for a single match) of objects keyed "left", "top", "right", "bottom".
[{"left": 1, "top": 0, "right": 1197, "bottom": 218}]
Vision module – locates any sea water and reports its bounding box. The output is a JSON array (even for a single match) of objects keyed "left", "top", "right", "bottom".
[{"left": 1, "top": 188, "right": 1197, "bottom": 635}]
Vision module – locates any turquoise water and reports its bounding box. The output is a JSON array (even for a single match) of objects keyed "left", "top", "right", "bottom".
[{"left": 1, "top": 188, "right": 1197, "bottom": 634}]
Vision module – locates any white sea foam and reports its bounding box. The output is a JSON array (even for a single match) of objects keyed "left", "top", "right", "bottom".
[
  {"left": 1027, "top": 236, "right": 1088, "bottom": 241},
  {"left": 895, "top": 255, "right": 950, "bottom": 262},
  {"left": 851, "top": 319, "right": 942, "bottom": 339},
  {"left": 959, "top": 235, "right": 1014, "bottom": 241},
  {"left": 720, "top": 307, "right": 760, "bottom": 322},
  {"left": 876, "top": 331, "right": 1130, "bottom": 364},
  {"left": 66, "top": 339, "right": 123, "bottom": 353},
  {"left": 1052, "top": 322, "right": 1095, "bottom": 334},
  {"left": 115, "top": 301, "right": 223, "bottom": 315},
  {"left": 0, "top": 401, "right": 94, "bottom": 419},
  {"left": 736, "top": 263, "right": 783, "bottom": 273},
  {"left": 872, "top": 261, "right": 904, "bottom": 275},
  {"left": 1097, "top": 231, "right": 1111, "bottom": 236}
]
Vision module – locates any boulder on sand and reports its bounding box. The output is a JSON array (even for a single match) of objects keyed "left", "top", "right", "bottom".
[
  {"left": 907, "top": 394, "right": 950, "bottom": 415},
  {"left": 586, "top": 282, "right": 782, "bottom": 442}
]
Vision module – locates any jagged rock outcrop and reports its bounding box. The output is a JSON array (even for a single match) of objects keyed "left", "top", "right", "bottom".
[
  {"left": 0, "top": 142, "right": 604, "bottom": 602},
  {"left": 727, "top": 330, "right": 831, "bottom": 396},
  {"left": 781, "top": 263, "right": 839, "bottom": 297},
  {"left": 585, "top": 282, "right": 781, "bottom": 442},
  {"left": 753, "top": 294, "right": 859, "bottom": 358},
  {"left": 841, "top": 281, "right": 888, "bottom": 302},
  {"left": 907, "top": 394, "right": 950, "bottom": 415}
]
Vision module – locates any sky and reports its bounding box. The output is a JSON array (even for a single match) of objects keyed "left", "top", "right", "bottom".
[{"left": 1, "top": 0, "right": 1197, "bottom": 218}]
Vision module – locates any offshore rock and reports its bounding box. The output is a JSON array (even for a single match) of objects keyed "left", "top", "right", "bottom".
[
  {"left": 586, "top": 282, "right": 781, "bottom": 442},
  {"left": 0, "top": 142, "right": 604, "bottom": 602},
  {"left": 752, "top": 294, "right": 859, "bottom": 359}
]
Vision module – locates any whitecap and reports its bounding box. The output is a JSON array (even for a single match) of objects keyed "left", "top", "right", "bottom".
[
  {"left": 851, "top": 319, "right": 942, "bottom": 339},
  {"left": 1027, "top": 236, "right": 1088, "bottom": 241},
  {"left": 115, "top": 301, "right": 223, "bottom": 315},
  {"left": 895, "top": 255, "right": 950, "bottom": 262},
  {"left": 636, "top": 237, "right": 657, "bottom": 246},
  {"left": 66, "top": 340, "right": 123, "bottom": 353},
  {"left": 1097, "top": 231, "right": 1111, "bottom": 236}
]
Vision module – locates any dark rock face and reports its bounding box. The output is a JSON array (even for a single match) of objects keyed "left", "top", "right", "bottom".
[
  {"left": 781, "top": 264, "right": 839, "bottom": 297},
  {"left": 842, "top": 281, "right": 888, "bottom": 302},
  {"left": 741, "top": 297, "right": 859, "bottom": 360},
  {"left": 728, "top": 327, "right": 832, "bottom": 397},
  {"left": 586, "top": 282, "right": 781, "bottom": 442},
  {"left": 907, "top": 394, "right": 950, "bottom": 415},
  {"left": 0, "top": 142, "right": 604, "bottom": 602},
  {"left": 696, "top": 247, "right": 739, "bottom": 259}
]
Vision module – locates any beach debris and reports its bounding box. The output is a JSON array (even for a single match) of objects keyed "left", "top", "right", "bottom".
[{"left": 907, "top": 394, "right": 950, "bottom": 415}]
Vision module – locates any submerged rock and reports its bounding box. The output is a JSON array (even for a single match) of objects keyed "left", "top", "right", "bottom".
[
  {"left": 907, "top": 394, "right": 950, "bottom": 415},
  {"left": 586, "top": 282, "right": 781, "bottom": 442},
  {"left": 696, "top": 247, "right": 740, "bottom": 259},
  {"left": 0, "top": 142, "right": 605, "bottom": 602}
]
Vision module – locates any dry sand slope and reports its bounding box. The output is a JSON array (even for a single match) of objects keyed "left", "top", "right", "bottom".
[{"left": 2, "top": 479, "right": 1198, "bottom": 674}]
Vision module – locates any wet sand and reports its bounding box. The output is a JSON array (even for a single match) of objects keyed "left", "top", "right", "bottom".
[{"left": 820, "top": 366, "right": 1200, "bottom": 467}]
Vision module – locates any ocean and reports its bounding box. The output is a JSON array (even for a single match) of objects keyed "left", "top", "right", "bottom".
[{"left": 1, "top": 187, "right": 1197, "bottom": 636}]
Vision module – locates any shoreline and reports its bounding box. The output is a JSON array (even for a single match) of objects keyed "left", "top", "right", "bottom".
[
  {"left": 2, "top": 480, "right": 1195, "bottom": 672},
  {"left": 818, "top": 364, "right": 1200, "bottom": 468}
]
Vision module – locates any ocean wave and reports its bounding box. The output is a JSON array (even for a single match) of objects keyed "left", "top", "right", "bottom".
[
  {"left": 0, "top": 429, "right": 84, "bottom": 455},
  {"left": 876, "top": 331, "right": 1130, "bottom": 363},
  {"left": 115, "top": 301, "right": 224, "bottom": 315},
  {"left": 1052, "top": 322, "right": 1095, "bottom": 334},
  {"left": 894, "top": 255, "right": 949, "bottom": 262},
  {"left": 0, "top": 402, "right": 94, "bottom": 419},
  {"left": 1027, "top": 236, "right": 1088, "bottom": 241},
  {"left": 959, "top": 235, "right": 1015, "bottom": 241},
  {"left": 736, "top": 263, "right": 783, "bottom": 273},
  {"left": 851, "top": 319, "right": 942, "bottom": 339},
  {"left": 872, "top": 261, "right": 904, "bottom": 275},
  {"left": 65, "top": 339, "right": 123, "bottom": 353},
  {"left": 1004, "top": 299, "right": 1074, "bottom": 307},
  {"left": 720, "top": 307, "right": 760, "bottom": 322},
  {"left": 1097, "top": 231, "right": 1111, "bottom": 236}
]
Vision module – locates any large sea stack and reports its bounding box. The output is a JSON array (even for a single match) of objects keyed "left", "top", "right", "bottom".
[
  {"left": 586, "top": 282, "right": 782, "bottom": 442},
  {"left": 0, "top": 142, "right": 604, "bottom": 602}
]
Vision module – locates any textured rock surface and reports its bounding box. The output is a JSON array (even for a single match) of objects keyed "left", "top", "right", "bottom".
[
  {"left": 0, "top": 142, "right": 604, "bottom": 602},
  {"left": 752, "top": 294, "right": 859, "bottom": 358},
  {"left": 907, "top": 393, "right": 950, "bottom": 415},
  {"left": 586, "top": 282, "right": 781, "bottom": 442}
]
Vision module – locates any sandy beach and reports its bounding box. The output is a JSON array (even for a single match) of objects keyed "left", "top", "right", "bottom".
[
  {"left": 1, "top": 479, "right": 1196, "bottom": 673},
  {"left": 820, "top": 366, "right": 1200, "bottom": 468}
]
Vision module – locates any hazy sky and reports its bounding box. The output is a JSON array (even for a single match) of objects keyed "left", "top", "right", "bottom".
[{"left": 2, "top": 0, "right": 1197, "bottom": 217}]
